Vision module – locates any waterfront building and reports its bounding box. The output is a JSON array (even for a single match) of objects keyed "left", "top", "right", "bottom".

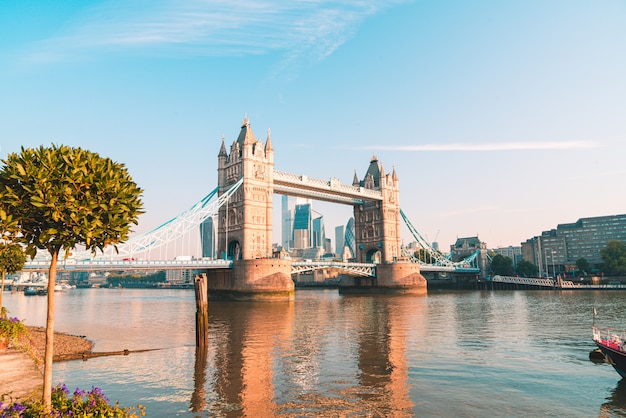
[
  {"left": 491, "top": 246, "right": 522, "bottom": 268},
  {"left": 165, "top": 269, "right": 196, "bottom": 285},
  {"left": 450, "top": 236, "right": 489, "bottom": 276},
  {"left": 521, "top": 213, "right": 626, "bottom": 276}
]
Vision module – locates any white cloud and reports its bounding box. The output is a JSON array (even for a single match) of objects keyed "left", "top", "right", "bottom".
[
  {"left": 359, "top": 140, "right": 600, "bottom": 152},
  {"left": 23, "top": 0, "right": 408, "bottom": 65}
]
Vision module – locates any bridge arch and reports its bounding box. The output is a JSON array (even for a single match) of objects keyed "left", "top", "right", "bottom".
[
  {"left": 365, "top": 249, "right": 381, "bottom": 264},
  {"left": 227, "top": 240, "right": 242, "bottom": 260}
]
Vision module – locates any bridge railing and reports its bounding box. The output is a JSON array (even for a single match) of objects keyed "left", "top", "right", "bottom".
[
  {"left": 492, "top": 275, "right": 557, "bottom": 287},
  {"left": 291, "top": 260, "right": 376, "bottom": 277}
]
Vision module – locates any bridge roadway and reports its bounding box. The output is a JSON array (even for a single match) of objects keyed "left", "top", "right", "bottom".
[
  {"left": 21, "top": 259, "right": 378, "bottom": 277},
  {"left": 21, "top": 259, "right": 478, "bottom": 275},
  {"left": 273, "top": 170, "right": 383, "bottom": 204}
]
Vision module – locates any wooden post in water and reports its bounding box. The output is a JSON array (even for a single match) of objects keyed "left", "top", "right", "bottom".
[{"left": 194, "top": 273, "right": 208, "bottom": 347}]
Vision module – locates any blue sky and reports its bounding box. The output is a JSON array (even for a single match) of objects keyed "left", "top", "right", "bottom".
[{"left": 2, "top": 0, "right": 625, "bottom": 251}]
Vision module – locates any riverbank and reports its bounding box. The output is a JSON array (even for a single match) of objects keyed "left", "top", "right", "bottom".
[{"left": 0, "top": 327, "right": 93, "bottom": 402}]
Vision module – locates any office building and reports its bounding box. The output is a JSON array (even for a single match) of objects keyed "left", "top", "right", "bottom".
[
  {"left": 200, "top": 217, "right": 215, "bottom": 258},
  {"left": 344, "top": 217, "right": 356, "bottom": 260},
  {"left": 521, "top": 213, "right": 626, "bottom": 276},
  {"left": 282, "top": 195, "right": 312, "bottom": 251},
  {"left": 312, "top": 214, "right": 325, "bottom": 248},
  {"left": 335, "top": 225, "right": 345, "bottom": 255}
]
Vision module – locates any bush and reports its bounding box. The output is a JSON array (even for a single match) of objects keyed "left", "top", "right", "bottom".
[
  {"left": 0, "top": 312, "right": 27, "bottom": 349},
  {"left": 0, "top": 384, "right": 145, "bottom": 417}
]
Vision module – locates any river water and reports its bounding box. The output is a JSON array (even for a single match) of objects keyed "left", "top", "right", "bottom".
[{"left": 4, "top": 288, "right": 626, "bottom": 417}]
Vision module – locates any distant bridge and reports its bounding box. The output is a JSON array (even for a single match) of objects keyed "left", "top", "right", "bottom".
[{"left": 489, "top": 275, "right": 609, "bottom": 289}]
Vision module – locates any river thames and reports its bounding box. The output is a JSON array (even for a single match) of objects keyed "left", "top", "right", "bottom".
[{"left": 4, "top": 288, "right": 626, "bottom": 417}]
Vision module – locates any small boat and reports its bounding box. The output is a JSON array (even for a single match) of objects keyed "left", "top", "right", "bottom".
[
  {"left": 593, "top": 310, "right": 626, "bottom": 378},
  {"left": 23, "top": 287, "right": 37, "bottom": 296}
]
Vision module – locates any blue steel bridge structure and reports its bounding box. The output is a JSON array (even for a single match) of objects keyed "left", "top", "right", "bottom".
[{"left": 22, "top": 175, "right": 480, "bottom": 277}]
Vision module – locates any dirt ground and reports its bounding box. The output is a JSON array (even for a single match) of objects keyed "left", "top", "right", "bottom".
[{"left": 26, "top": 326, "right": 94, "bottom": 362}]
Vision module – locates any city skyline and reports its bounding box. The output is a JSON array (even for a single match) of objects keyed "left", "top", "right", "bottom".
[{"left": 2, "top": 1, "right": 625, "bottom": 251}]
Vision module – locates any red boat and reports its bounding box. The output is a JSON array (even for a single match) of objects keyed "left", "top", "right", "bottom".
[{"left": 593, "top": 324, "right": 626, "bottom": 378}]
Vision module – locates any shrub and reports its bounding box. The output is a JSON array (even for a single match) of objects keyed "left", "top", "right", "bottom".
[
  {"left": 0, "top": 314, "right": 27, "bottom": 349},
  {"left": 0, "top": 384, "right": 145, "bottom": 417}
]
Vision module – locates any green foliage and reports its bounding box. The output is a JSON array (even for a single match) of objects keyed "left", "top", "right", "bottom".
[
  {"left": 0, "top": 144, "right": 144, "bottom": 410},
  {"left": 601, "top": 240, "right": 626, "bottom": 276},
  {"left": 490, "top": 254, "right": 514, "bottom": 276},
  {"left": 107, "top": 271, "right": 167, "bottom": 287},
  {"left": 0, "top": 384, "right": 145, "bottom": 417},
  {"left": 0, "top": 313, "right": 27, "bottom": 348},
  {"left": 413, "top": 248, "right": 444, "bottom": 263},
  {"left": 0, "top": 243, "right": 27, "bottom": 311},
  {"left": 0, "top": 144, "right": 144, "bottom": 258},
  {"left": 515, "top": 260, "right": 538, "bottom": 277},
  {"left": 0, "top": 243, "right": 26, "bottom": 275},
  {"left": 575, "top": 257, "right": 591, "bottom": 276}
]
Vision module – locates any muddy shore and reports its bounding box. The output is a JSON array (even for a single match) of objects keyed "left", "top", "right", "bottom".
[{"left": 26, "top": 326, "right": 94, "bottom": 362}]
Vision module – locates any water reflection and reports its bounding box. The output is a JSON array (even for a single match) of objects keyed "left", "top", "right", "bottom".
[
  {"left": 208, "top": 301, "right": 295, "bottom": 416},
  {"left": 600, "top": 379, "right": 626, "bottom": 417},
  {"left": 190, "top": 345, "right": 207, "bottom": 414},
  {"left": 6, "top": 289, "right": 620, "bottom": 416},
  {"left": 206, "top": 295, "right": 419, "bottom": 416}
]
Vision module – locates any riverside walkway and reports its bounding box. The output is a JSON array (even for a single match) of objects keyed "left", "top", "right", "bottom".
[
  {"left": 0, "top": 328, "right": 94, "bottom": 402},
  {"left": 0, "top": 349, "right": 42, "bottom": 401}
]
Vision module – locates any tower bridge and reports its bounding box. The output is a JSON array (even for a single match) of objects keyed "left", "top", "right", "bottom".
[
  {"left": 22, "top": 116, "right": 482, "bottom": 299},
  {"left": 212, "top": 115, "right": 425, "bottom": 301}
]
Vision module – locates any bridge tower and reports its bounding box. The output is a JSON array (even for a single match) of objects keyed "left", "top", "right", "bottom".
[
  {"left": 343, "top": 156, "right": 426, "bottom": 294},
  {"left": 211, "top": 116, "right": 293, "bottom": 301},
  {"left": 352, "top": 156, "right": 401, "bottom": 264}
]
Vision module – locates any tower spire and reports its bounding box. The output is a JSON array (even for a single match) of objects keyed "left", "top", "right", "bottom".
[
  {"left": 218, "top": 134, "right": 227, "bottom": 157},
  {"left": 265, "top": 128, "right": 273, "bottom": 152}
]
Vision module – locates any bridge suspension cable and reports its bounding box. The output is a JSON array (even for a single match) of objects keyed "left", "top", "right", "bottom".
[
  {"left": 400, "top": 209, "right": 478, "bottom": 269},
  {"left": 66, "top": 177, "right": 244, "bottom": 260}
]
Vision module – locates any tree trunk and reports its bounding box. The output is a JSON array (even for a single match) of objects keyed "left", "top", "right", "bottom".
[
  {"left": 42, "top": 250, "right": 58, "bottom": 412},
  {"left": 0, "top": 270, "right": 5, "bottom": 314}
]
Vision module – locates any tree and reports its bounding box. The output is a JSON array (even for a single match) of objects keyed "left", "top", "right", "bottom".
[
  {"left": 0, "top": 144, "right": 143, "bottom": 411},
  {"left": 576, "top": 257, "right": 591, "bottom": 276},
  {"left": 515, "top": 260, "right": 538, "bottom": 278},
  {"left": 0, "top": 242, "right": 26, "bottom": 313},
  {"left": 490, "top": 254, "right": 514, "bottom": 276},
  {"left": 414, "top": 248, "right": 443, "bottom": 263},
  {"left": 601, "top": 240, "right": 626, "bottom": 276}
]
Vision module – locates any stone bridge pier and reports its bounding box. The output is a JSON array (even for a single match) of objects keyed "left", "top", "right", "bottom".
[{"left": 208, "top": 117, "right": 425, "bottom": 301}]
